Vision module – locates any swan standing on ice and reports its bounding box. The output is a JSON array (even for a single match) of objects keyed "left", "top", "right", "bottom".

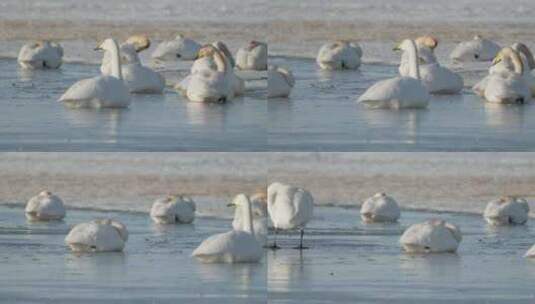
[
  {"left": 267, "top": 65, "right": 295, "bottom": 98},
  {"left": 357, "top": 39, "right": 430, "bottom": 109},
  {"left": 151, "top": 34, "right": 201, "bottom": 61},
  {"left": 236, "top": 41, "right": 267, "bottom": 71},
  {"left": 59, "top": 38, "right": 131, "bottom": 108},
  {"left": 477, "top": 47, "right": 532, "bottom": 104},
  {"left": 483, "top": 196, "right": 529, "bottom": 226},
  {"left": 360, "top": 192, "right": 400, "bottom": 223},
  {"left": 150, "top": 195, "right": 196, "bottom": 224},
  {"left": 25, "top": 191, "right": 66, "bottom": 221},
  {"left": 399, "top": 36, "right": 464, "bottom": 94},
  {"left": 65, "top": 219, "right": 128, "bottom": 252},
  {"left": 231, "top": 192, "right": 268, "bottom": 245},
  {"left": 267, "top": 182, "right": 314, "bottom": 249},
  {"left": 186, "top": 45, "right": 235, "bottom": 103},
  {"left": 18, "top": 40, "right": 63, "bottom": 69},
  {"left": 100, "top": 35, "right": 165, "bottom": 94},
  {"left": 400, "top": 219, "right": 462, "bottom": 253},
  {"left": 525, "top": 245, "right": 535, "bottom": 258},
  {"left": 450, "top": 35, "right": 501, "bottom": 63},
  {"left": 191, "top": 194, "right": 263, "bottom": 263},
  {"left": 176, "top": 41, "right": 244, "bottom": 97},
  {"left": 316, "top": 40, "right": 362, "bottom": 70}
]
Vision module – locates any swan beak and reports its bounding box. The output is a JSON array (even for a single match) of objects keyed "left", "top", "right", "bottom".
[
  {"left": 392, "top": 44, "right": 401, "bottom": 51},
  {"left": 492, "top": 56, "right": 502, "bottom": 66},
  {"left": 419, "top": 58, "right": 426, "bottom": 64},
  {"left": 226, "top": 203, "right": 236, "bottom": 207}
]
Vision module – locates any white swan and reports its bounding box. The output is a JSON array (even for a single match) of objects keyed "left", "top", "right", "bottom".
[
  {"left": 483, "top": 196, "right": 529, "bottom": 226},
  {"left": 18, "top": 40, "right": 63, "bottom": 69},
  {"left": 400, "top": 219, "right": 462, "bottom": 253},
  {"left": 65, "top": 219, "right": 128, "bottom": 252},
  {"left": 151, "top": 34, "right": 201, "bottom": 61},
  {"left": 150, "top": 195, "right": 196, "bottom": 224},
  {"left": 192, "top": 194, "right": 263, "bottom": 263},
  {"left": 399, "top": 36, "right": 463, "bottom": 94},
  {"left": 186, "top": 45, "right": 235, "bottom": 103},
  {"left": 59, "top": 39, "right": 131, "bottom": 108},
  {"left": 399, "top": 36, "right": 438, "bottom": 76},
  {"left": 525, "top": 244, "right": 535, "bottom": 258},
  {"left": 267, "top": 182, "right": 314, "bottom": 249},
  {"left": 231, "top": 192, "right": 268, "bottom": 245},
  {"left": 360, "top": 192, "right": 400, "bottom": 223},
  {"left": 236, "top": 41, "right": 267, "bottom": 71},
  {"left": 316, "top": 40, "right": 362, "bottom": 70},
  {"left": 176, "top": 41, "right": 244, "bottom": 96},
  {"left": 358, "top": 39, "right": 430, "bottom": 109},
  {"left": 478, "top": 47, "right": 532, "bottom": 104},
  {"left": 267, "top": 65, "right": 295, "bottom": 98},
  {"left": 100, "top": 35, "right": 165, "bottom": 94},
  {"left": 25, "top": 191, "right": 66, "bottom": 221},
  {"left": 450, "top": 35, "right": 501, "bottom": 62}
]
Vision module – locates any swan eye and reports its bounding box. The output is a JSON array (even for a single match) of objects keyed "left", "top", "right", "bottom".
[
  {"left": 474, "top": 54, "right": 479, "bottom": 59},
  {"left": 176, "top": 53, "right": 182, "bottom": 58}
]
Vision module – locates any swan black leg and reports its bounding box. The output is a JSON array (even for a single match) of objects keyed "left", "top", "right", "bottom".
[
  {"left": 294, "top": 229, "right": 309, "bottom": 250},
  {"left": 268, "top": 228, "right": 281, "bottom": 250}
]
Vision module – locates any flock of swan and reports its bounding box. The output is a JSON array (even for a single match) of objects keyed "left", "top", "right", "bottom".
[
  {"left": 16, "top": 34, "right": 535, "bottom": 109},
  {"left": 21, "top": 183, "right": 535, "bottom": 263}
]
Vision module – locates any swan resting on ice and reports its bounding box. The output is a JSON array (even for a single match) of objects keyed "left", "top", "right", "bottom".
[
  {"left": 316, "top": 40, "right": 362, "bottom": 70},
  {"left": 450, "top": 35, "right": 501, "bottom": 63},
  {"left": 483, "top": 196, "right": 529, "bottom": 226},
  {"left": 267, "top": 65, "right": 295, "bottom": 98},
  {"left": 360, "top": 192, "right": 400, "bottom": 223},
  {"left": 25, "top": 190, "right": 66, "bottom": 221},
  {"left": 236, "top": 41, "right": 267, "bottom": 71},
  {"left": 18, "top": 40, "right": 63, "bottom": 69},
  {"left": 191, "top": 194, "right": 263, "bottom": 263},
  {"left": 59, "top": 38, "right": 131, "bottom": 108},
  {"left": 231, "top": 191, "right": 268, "bottom": 245},
  {"left": 358, "top": 39, "right": 430, "bottom": 109},
  {"left": 151, "top": 34, "right": 201, "bottom": 61},
  {"left": 267, "top": 182, "right": 314, "bottom": 249},
  {"left": 150, "top": 195, "right": 196, "bottom": 224},
  {"left": 400, "top": 219, "right": 462, "bottom": 253},
  {"left": 65, "top": 219, "right": 129, "bottom": 252}
]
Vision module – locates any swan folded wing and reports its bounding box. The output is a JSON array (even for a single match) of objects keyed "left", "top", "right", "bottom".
[
  {"left": 289, "top": 189, "right": 314, "bottom": 228},
  {"left": 59, "top": 76, "right": 130, "bottom": 108},
  {"left": 484, "top": 74, "right": 531, "bottom": 104},
  {"left": 472, "top": 75, "right": 490, "bottom": 97},
  {"left": 123, "top": 64, "right": 165, "bottom": 93},
  {"left": 192, "top": 231, "right": 261, "bottom": 263},
  {"left": 268, "top": 70, "right": 292, "bottom": 98},
  {"left": 358, "top": 77, "right": 429, "bottom": 109},
  {"left": 420, "top": 64, "right": 463, "bottom": 94},
  {"left": 186, "top": 71, "right": 232, "bottom": 102}
]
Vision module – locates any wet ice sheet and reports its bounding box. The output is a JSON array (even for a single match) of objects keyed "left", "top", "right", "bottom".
[
  {"left": 268, "top": 206, "right": 535, "bottom": 303},
  {"left": 268, "top": 56, "right": 535, "bottom": 151},
  {"left": 0, "top": 59, "right": 267, "bottom": 151},
  {"left": 0, "top": 205, "right": 267, "bottom": 304}
]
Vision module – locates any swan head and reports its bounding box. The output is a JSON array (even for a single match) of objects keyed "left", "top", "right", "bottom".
[
  {"left": 212, "top": 41, "right": 235, "bottom": 67},
  {"left": 227, "top": 193, "right": 249, "bottom": 208},
  {"left": 247, "top": 41, "right": 266, "bottom": 51},
  {"left": 415, "top": 36, "right": 438, "bottom": 50},
  {"left": 196, "top": 45, "right": 218, "bottom": 59},
  {"left": 94, "top": 38, "right": 119, "bottom": 52},
  {"left": 392, "top": 39, "right": 415, "bottom": 52},
  {"left": 124, "top": 35, "right": 151, "bottom": 53},
  {"left": 492, "top": 47, "right": 524, "bottom": 74},
  {"left": 39, "top": 190, "right": 53, "bottom": 196}
]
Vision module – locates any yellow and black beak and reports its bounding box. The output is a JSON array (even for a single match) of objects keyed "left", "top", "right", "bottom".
[
  {"left": 491, "top": 55, "right": 502, "bottom": 66},
  {"left": 226, "top": 203, "right": 236, "bottom": 207},
  {"left": 392, "top": 44, "right": 401, "bottom": 51}
]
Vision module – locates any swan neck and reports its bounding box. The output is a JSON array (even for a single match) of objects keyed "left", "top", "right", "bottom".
[
  {"left": 109, "top": 40, "right": 123, "bottom": 80},
  {"left": 511, "top": 51, "right": 524, "bottom": 74},
  {"left": 407, "top": 40, "right": 420, "bottom": 80},
  {"left": 213, "top": 50, "right": 228, "bottom": 74},
  {"left": 241, "top": 196, "right": 255, "bottom": 237}
]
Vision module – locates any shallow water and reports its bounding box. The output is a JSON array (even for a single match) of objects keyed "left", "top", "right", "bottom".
[
  {"left": 268, "top": 206, "right": 535, "bottom": 303},
  {"left": 268, "top": 56, "right": 535, "bottom": 151},
  {"left": 0, "top": 205, "right": 267, "bottom": 303}
]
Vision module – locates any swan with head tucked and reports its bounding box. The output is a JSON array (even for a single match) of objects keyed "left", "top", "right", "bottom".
[
  {"left": 267, "top": 182, "right": 314, "bottom": 249},
  {"left": 400, "top": 219, "right": 462, "bottom": 253},
  {"left": 483, "top": 196, "right": 529, "bottom": 226},
  {"left": 192, "top": 194, "right": 263, "bottom": 263},
  {"left": 399, "top": 36, "right": 464, "bottom": 94},
  {"left": 100, "top": 35, "right": 165, "bottom": 94},
  {"left": 25, "top": 190, "right": 66, "bottom": 221},
  {"left": 185, "top": 45, "right": 235, "bottom": 103},
  {"left": 176, "top": 41, "right": 244, "bottom": 96},
  {"left": 65, "top": 219, "right": 128, "bottom": 252},
  {"left": 18, "top": 40, "right": 63, "bottom": 69},
  {"left": 450, "top": 35, "right": 501, "bottom": 63},
  {"left": 316, "top": 40, "right": 362, "bottom": 70},
  {"left": 236, "top": 41, "right": 267, "bottom": 71},
  {"left": 477, "top": 47, "right": 531, "bottom": 104},
  {"left": 151, "top": 34, "right": 201, "bottom": 61},
  {"left": 360, "top": 192, "right": 400, "bottom": 223},
  {"left": 150, "top": 195, "right": 196, "bottom": 224},
  {"left": 231, "top": 191, "right": 268, "bottom": 245},
  {"left": 358, "top": 39, "right": 430, "bottom": 109},
  {"left": 59, "top": 38, "right": 130, "bottom": 108},
  {"left": 268, "top": 65, "right": 294, "bottom": 98}
]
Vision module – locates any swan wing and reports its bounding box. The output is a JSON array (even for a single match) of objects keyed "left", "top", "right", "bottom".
[{"left": 358, "top": 77, "right": 429, "bottom": 109}]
